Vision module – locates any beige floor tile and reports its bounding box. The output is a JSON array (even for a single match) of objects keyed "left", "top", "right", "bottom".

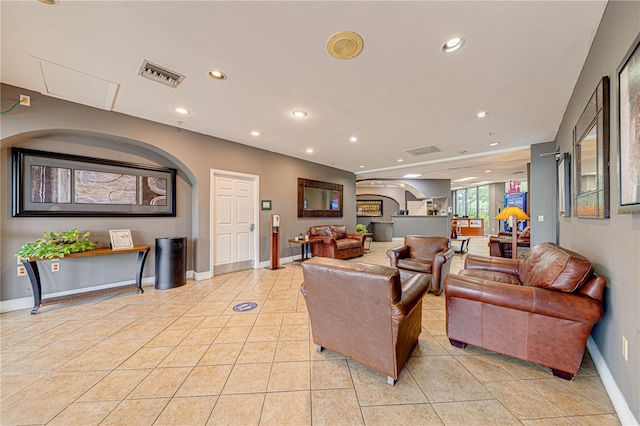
[
  {"left": 214, "top": 326, "right": 252, "bottom": 343},
  {"left": 185, "top": 301, "right": 231, "bottom": 317},
  {"left": 521, "top": 418, "right": 578, "bottom": 425},
  {"left": 247, "top": 325, "right": 281, "bottom": 342},
  {"left": 493, "top": 353, "right": 551, "bottom": 379},
  {"left": 0, "top": 371, "right": 108, "bottom": 424},
  {"left": 311, "top": 359, "right": 353, "bottom": 389},
  {"left": 154, "top": 396, "right": 218, "bottom": 425},
  {"left": 279, "top": 324, "right": 310, "bottom": 341},
  {"left": 567, "top": 375, "right": 616, "bottom": 412},
  {"left": 128, "top": 367, "right": 192, "bottom": 399},
  {"left": 432, "top": 400, "right": 521, "bottom": 425},
  {"left": 101, "top": 398, "right": 169, "bottom": 426},
  {"left": 259, "top": 390, "right": 311, "bottom": 426},
  {"left": 222, "top": 362, "right": 272, "bottom": 394},
  {"left": 423, "top": 319, "right": 447, "bottom": 336},
  {"left": 159, "top": 344, "right": 209, "bottom": 367},
  {"left": 524, "top": 378, "right": 611, "bottom": 416},
  {"left": 349, "top": 361, "right": 428, "bottom": 406},
  {"left": 2, "top": 339, "right": 99, "bottom": 373},
  {"left": 456, "top": 354, "right": 517, "bottom": 382},
  {"left": 567, "top": 413, "right": 621, "bottom": 425},
  {"left": 310, "top": 344, "right": 347, "bottom": 360},
  {"left": 146, "top": 328, "right": 191, "bottom": 346},
  {"left": 484, "top": 379, "right": 564, "bottom": 420},
  {"left": 407, "top": 355, "right": 492, "bottom": 403},
  {"left": 254, "top": 313, "right": 284, "bottom": 326},
  {"left": 0, "top": 372, "right": 46, "bottom": 402},
  {"left": 274, "top": 340, "right": 310, "bottom": 362},
  {"left": 181, "top": 327, "right": 222, "bottom": 345},
  {"left": 48, "top": 400, "right": 120, "bottom": 426},
  {"left": 237, "top": 341, "right": 278, "bottom": 364},
  {"left": 267, "top": 361, "right": 310, "bottom": 391},
  {"left": 198, "top": 315, "right": 231, "bottom": 328},
  {"left": 207, "top": 393, "right": 265, "bottom": 426},
  {"left": 199, "top": 342, "right": 244, "bottom": 365},
  {"left": 167, "top": 315, "right": 205, "bottom": 329},
  {"left": 175, "top": 365, "right": 233, "bottom": 397},
  {"left": 311, "top": 388, "right": 364, "bottom": 425},
  {"left": 412, "top": 333, "right": 451, "bottom": 357},
  {"left": 227, "top": 313, "right": 258, "bottom": 327},
  {"left": 118, "top": 346, "right": 174, "bottom": 370},
  {"left": 282, "top": 312, "right": 309, "bottom": 325},
  {"left": 79, "top": 368, "right": 152, "bottom": 401},
  {"left": 361, "top": 403, "right": 444, "bottom": 425},
  {"left": 56, "top": 318, "right": 133, "bottom": 341}
]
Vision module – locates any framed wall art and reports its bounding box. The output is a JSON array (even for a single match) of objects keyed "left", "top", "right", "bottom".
[
  {"left": 12, "top": 148, "right": 176, "bottom": 217},
  {"left": 617, "top": 33, "right": 640, "bottom": 214}
]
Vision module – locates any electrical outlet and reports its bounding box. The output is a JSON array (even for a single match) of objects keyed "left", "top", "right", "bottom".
[
  {"left": 51, "top": 262, "right": 60, "bottom": 272},
  {"left": 538, "top": 215, "right": 544, "bottom": 222},
  {"left": 622, "top": 336, "right": 628, "bottom": 361},
  {"left": 17, "top": 266, "right": 27, "bottom": 277},
  {"left": 17, "top": 256, "right": 24, "bottom": 265},
  {"left": 19, "top": 95, "right": 30, "bottom": 107}
]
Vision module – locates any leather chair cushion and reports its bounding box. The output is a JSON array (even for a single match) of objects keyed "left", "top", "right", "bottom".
[
  {"left": 336, "top": 238, "right": 362, "bottom": 250},
  {"left": 405, "top": 236, "right": 448, "bottom": 261},
  {"left": 519, "top": 242, "right": 594, "bottom": 292},
  {"left": 459, "top": 269, "right": 522, "bottom": 285},
  {"left": 330, "top": 225, "right": 347, "bottom": 239},
  {"left": 397, "top": 259, "right": 433, "bottom": 274},
  {"left": 309, "top": 226, "right": 332, "bottom": 237}
]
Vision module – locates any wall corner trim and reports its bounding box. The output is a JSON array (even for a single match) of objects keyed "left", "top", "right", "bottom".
[{"left": 587, "top": 337, "right": 639, "bottom": 425}]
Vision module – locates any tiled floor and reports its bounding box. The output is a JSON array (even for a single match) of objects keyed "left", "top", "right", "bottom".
[{"left": 0, "top": 237, "right": 619, "bottom": 425}]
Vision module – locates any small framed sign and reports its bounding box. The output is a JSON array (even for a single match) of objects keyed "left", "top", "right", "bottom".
[
  {"left": 109, "top": 229, "right": 134, "bottom": 250},
  {"left": 261, "top": 200, "right": 272, "bottom": 210}
]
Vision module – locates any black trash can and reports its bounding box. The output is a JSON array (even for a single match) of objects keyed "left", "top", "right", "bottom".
[{"left": 155, "top": 237, "right": 187, "bottom": 290}]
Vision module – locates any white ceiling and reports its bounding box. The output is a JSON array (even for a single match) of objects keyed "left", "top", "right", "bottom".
[{"left": 1, "top": 1, "right": 606, "bottom": 188}]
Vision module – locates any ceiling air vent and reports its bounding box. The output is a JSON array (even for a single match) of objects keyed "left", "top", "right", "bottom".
[
  {"left": 138, "top": 60, "right": 185, "bottom": 88},
  {"left": 406, "top": 145, "right": 442, "bottom": 156}
]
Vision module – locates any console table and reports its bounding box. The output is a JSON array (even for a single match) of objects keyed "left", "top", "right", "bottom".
[
  {"left": 22, "top": 245, "right": 150, "bottom": 314},
  {"left": 287, "top": 238, "right": 322, "bottom": 265}
]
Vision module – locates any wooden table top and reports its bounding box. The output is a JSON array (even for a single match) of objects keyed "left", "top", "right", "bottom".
[{"left": 25, "top": 245, "right": 151, "bottom": 262}]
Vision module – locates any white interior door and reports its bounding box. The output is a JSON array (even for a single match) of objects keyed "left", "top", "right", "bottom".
[{"left": 213, "top": 172, "right": 257, "bottom": 275}]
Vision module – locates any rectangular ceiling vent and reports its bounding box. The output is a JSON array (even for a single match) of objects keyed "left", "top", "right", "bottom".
[
  {"left": 138, "top": 60, "right": 185, "bottom": 88},
  {"left": 406, "top": 145, "right": 441, "bottom": 156}
]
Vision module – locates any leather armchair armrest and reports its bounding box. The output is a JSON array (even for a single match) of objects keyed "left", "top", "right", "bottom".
[
  {"left": 445, "top": 275, "right": 603, "bottom": 323},
  {"left": 431, "top": 247, "right": 454, "bottom": 295},
  {"left": 395, "top": 273, "right": 430, "bottom": 316},
  {"left": 319, "top": 236, "right": 337, "bottom": 246},
  {"left": 346, "top": 233, "right": 366, "bottom": 243},
  {"left": 464, "top": 254, "right": 521, "bottom": 276},
  {"left": 386, "top": 246, "right": 409, "bottom": 266}
]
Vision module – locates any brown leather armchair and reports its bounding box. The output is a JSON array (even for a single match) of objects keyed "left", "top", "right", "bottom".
[
  {"left": 386, "top": 236, "right": 454, "bottom": 296},
  {"left": 301, "top": 257, "right": 430, "bottom": 385},
  {"left": 308, "top": 225, "right": 365, "bottom": 260},
  {"left": 444, "top": 242, "right": 606, "bottom": 380}
]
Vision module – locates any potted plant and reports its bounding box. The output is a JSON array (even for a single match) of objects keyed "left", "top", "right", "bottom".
[
  {"left": 16, "top": 228, "right": 98, "bottom": 260},
  {"left": 356, "top": 224, "right": 368, "bottom": 234}
]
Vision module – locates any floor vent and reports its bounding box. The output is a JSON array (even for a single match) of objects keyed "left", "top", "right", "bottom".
[
  {"left": 138, "top": 60, "right": 185, "bottom": 88},
  {"left": 406, "top": 145, "right": 441, "bottom": 156}
]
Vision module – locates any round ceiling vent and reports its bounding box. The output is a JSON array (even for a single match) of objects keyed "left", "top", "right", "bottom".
[{"left": 326, "top": 31, "right": 364, "bottom": 60}]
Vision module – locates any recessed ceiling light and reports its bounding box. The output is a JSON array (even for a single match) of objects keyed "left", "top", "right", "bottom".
[
  {"left": 350, "top": 136, "right": 358, "bottom": 142},
  {"left": 250, "top": 131, "right": 260, "bottom": 136},
  {"left": 443, "top": 37, "right": 465, "bottom": 53},
  {"left": 454, "top": 177, "right": 478, "bottom": 182},
  {"left": 359, "top": 165, "right": 365, "bottom": 168},
  {"left": 485, "top": 170, "right": 491, "bottom": 173},
  {"left": 475, "top": 111, "right": 489, "bottom": 118},
  {"left": 397, "top": 159, "right": 404, "bottom": 163},
  {"left": 489, "top": 142, "right": 499, "bottom": 147},
  {"left": 306, "top": 148, "right": 314, "bottom": 153},
  {"left": 174, "top": 107, "right": 189, "bottom": 114},
  {"left": 403, "top": 173, "right": 422, "bottom": 178},
  {"left": 209, "top": 69, "right": 227, "bottom": 80},
  {"left": 292, "top": 110, "right": 308, "bottom": 118}
]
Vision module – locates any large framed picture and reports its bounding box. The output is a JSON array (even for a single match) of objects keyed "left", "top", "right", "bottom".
[
  {"left": 617, "top": 33, "right": 640, "bottom": 214},
  {"left": 12, "top": 148, "right": 176, "bottom": 217}
]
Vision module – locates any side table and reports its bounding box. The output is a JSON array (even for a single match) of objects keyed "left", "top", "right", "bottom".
[
  {"left": 287, "top": 238, "right": 322, "bottom": 265},
  {"left": 450, "top": 236, "right": 470, "bottom": 254}
]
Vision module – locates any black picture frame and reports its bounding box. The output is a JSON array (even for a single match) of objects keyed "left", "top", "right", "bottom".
[
  {"left": 12, "top": 148, "right": 176, "bottom": 217},
  {"left": 558, "top": 153, "right": 571, "bottom": 217},
  {"left": 261, "top": 200, "right": 272, "bottom": 210},
  {"left": 617, "top": 32, "right": 640, "bottom": 214}
]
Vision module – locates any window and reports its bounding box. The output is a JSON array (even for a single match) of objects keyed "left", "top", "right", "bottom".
[{"left": 466, "top": 187, "right": 477, "bottom": 218}]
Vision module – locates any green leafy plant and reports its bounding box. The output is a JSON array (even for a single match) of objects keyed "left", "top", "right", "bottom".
[
  {"left": 356, "top": 224, "right": 368, "bottom": 234},
  {"left": 16, "top": 228, "right": 98, "bottom": 260}
]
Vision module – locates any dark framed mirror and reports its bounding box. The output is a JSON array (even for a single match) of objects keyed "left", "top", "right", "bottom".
[
  {"left": 297, "top": 178, "right": 343, "bottom": 217},
  {"left": 574, "top": 76, "right": 609, "bottom": 218}
]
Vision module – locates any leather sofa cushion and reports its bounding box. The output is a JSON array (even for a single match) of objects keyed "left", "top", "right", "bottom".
[
  {"left": 397, "top": 259, "right": 433, "bottom": 274},
  {"left": 405, "top": 236, "right": 448, "bottom": 261},
  {"left": 336, "top": 238, "right": 362, "bottom": 250},
  {"left": 309, "top": 226, "right": 332, "bottom": 237},
  {"left": 330, "top": 225, "right": 346, "bottom": 239},
  {"left": 459, "top": 269, "right": 522, "bottom": 285},
  {"left": 519, "top": 242, "right": 594, "bottom": 292}
]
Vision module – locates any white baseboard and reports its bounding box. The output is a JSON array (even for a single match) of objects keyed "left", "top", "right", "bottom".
[
  {"left": 587, "top": 336, "right": 638, "bottom": 425},
  {"left": 258, "top": 254, "right": 300, "bottom": 269},
  {"left": 192, "top": 270, "right": 212, "bottom": 280}
]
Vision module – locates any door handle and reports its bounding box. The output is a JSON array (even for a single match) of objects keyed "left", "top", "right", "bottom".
[{"left": 249, "top": 223, "right": 255, "bottom": 232}]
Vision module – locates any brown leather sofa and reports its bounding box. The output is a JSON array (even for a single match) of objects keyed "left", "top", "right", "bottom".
[
  {"left": 307, "top": 225, "right": 365, "bottom": 260},
  {"left": 386, "top": 236, "right": 454, "bottom": 296},
  {"left": 444, "top": 242, "right": 606, "bottom": 380},
  {"left": 301, "top": 257, "right": 430, "bottom": 385}
]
